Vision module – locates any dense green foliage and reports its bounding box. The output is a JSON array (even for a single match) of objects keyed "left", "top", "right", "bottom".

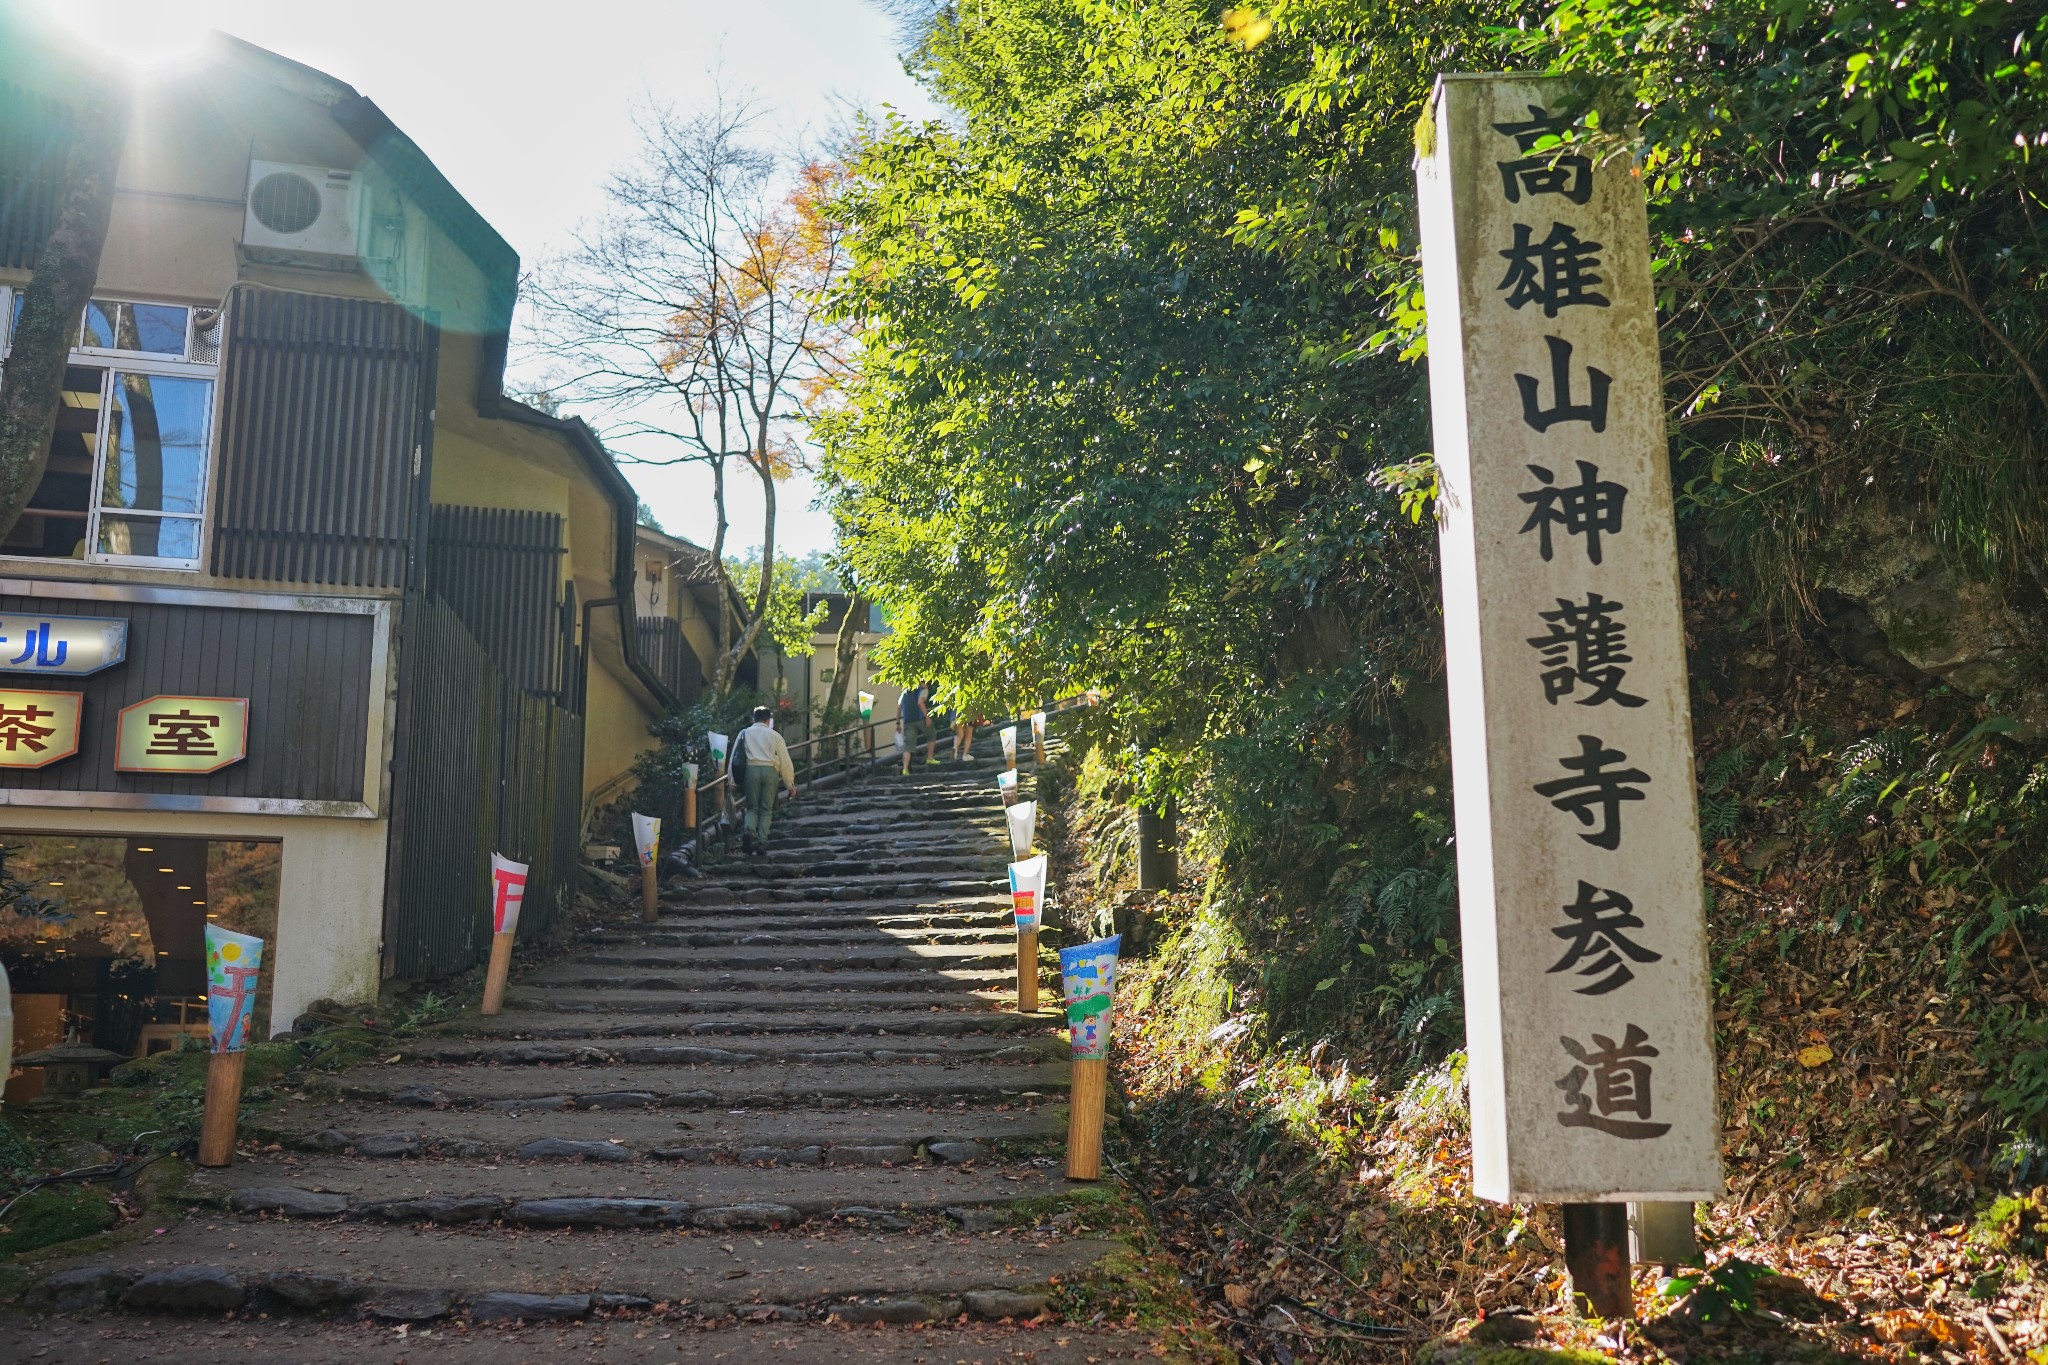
[{"left": 822, "top": 0, "right": 2048, "bottom": 1130}]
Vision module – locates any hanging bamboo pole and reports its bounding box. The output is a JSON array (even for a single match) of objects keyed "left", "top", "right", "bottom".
[
  {"left": 196, "top": 1050, "right": 246, "bottom": 1167},
  {"left": 1016, "top": 928, "right": 1038, "bottom": 1013},
  {"left": 1066, "top": 1057, "right": 1106, "bottom": 1180}
]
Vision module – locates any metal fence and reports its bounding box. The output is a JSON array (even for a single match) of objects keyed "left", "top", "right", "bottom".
[{"left": 382, "top": 592, "right": 585, "bottom": 981}]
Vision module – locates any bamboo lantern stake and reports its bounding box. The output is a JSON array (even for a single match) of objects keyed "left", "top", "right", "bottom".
[
  {"left": 198, "top": 925, "right": 265, "bottom": 1168},
  {"left": 1059, "top": 935, "right": 1122, "bottom": 1182},
  {"left": 632, "top": 813, "right": 662, "bottom": 925},
  {"left": 1009, "top": 853, "right": 1047, "bottom": 1015},
  {"left": 1066, "top": 1056, "right": 1107, "bottom": 1180},
  {"left": 683, "top": 761, "right": 700, "bottom": 834},
  {"left": 197, "top": 1051, "right": 246, "bottom": 1168},
  {"left": 1017, "top": 928, "right": 1039, "bottom": 1013},
  {"left": 1032, "top": 710, "right": 1048, "bottom": 766},
  {"left": 479, "top": 854, "right": 529, "bottom": 1017}
]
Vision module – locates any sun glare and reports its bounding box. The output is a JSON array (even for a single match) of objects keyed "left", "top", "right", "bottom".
[{"left": 40, "top": 0, "right": 215, "bottom": 69}]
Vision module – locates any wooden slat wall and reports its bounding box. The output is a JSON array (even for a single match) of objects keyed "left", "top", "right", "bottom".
[
  {"left": 209, "top": 286, "right": 437, "bottom": 589},
  {"left": 0, "top": 595, "right": 374, "bottom": 803},
  {"left": 426, "top": 505, "right": 565, "bottom": 700},
  {"left": 0, "top": 80, "right": 70, "bottom": 271},
  {"left": 382, "top": 593, "right": 584, "bottom": 980}
]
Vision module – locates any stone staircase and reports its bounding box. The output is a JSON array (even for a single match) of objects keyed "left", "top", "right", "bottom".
[{"left": 9, "top": 753, "right": 1182, "bottom": 1361}]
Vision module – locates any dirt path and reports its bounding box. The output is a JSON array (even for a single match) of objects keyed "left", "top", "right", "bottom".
[{"left": 7, "top": 758, "right": 1194, "bottom": 1361}]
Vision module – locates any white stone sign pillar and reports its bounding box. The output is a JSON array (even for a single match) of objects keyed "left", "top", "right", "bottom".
[{"left": 1416, "top": 75, "right": 1721, "bottom": 1206}]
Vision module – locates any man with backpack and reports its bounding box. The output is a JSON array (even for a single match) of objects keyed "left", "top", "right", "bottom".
[{"left": 731, "top": 706, "right": 797, "bottom": 855}]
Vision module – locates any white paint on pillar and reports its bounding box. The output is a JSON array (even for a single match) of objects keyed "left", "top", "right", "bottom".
[{"left": 1416, "top": 74, "right": 1722, "bottom": 1203}]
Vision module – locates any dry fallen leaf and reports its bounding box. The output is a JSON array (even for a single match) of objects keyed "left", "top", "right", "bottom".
[
  {"left": 1223, "top": 1283, "right": 1254, "bottom": 1311},
  {"left": 1796, "top": 1044, "right": 1833, "bottom": 1068}
]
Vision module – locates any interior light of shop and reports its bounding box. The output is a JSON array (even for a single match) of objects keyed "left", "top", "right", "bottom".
[
  {"left": 206, "top": 913, "right": 218, "bottom": 919},
  {"left": 47, "top": 880, "right": 63, "bottom": 887},
  {"left": 176, "top": 885, "right": 192, "bottom": 891},
  {"left": 128, "top": 931, "right": 140, "bottom": 937},
  {"left": 94, "top": 909, "right": 107, "bottom": 916},
  {"left": 157, "top": 867, "right": 174, "bottom": 873},
  {"left": 135, "top": 846, "right": 153, "bottom": 852},
  {"left": 192, "top": 900, "right": 205, "bottom": 906}
]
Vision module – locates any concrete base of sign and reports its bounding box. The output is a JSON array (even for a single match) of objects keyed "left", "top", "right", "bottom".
[{"left": 1, "top": 807, "right": 387, "bottom": 1038}]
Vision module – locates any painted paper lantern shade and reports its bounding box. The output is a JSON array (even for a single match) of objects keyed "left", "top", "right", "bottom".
[
  {"left": 491, "top": 853, "right": 529, "bottom": 935},
  {"left": 858, "top": 691, "right": 875, "bottom": 719},
  {"left": 1008, "top": 854, "right": 1047, "bottom": 932},
  {"left": 205, "top": 925, "right": 265, "bottom": 1053},
  {"left": 1005, "top": 800, "right": 1037, "bottom": 858},
  {"left": 1060, "top": 935, "right": 1122, "bottom": 1060},
  {"left": 706, "top": 732, "right": 729, "bottom": 767},
  {"left": 631, "top": 812, "right": 661, "bottom": 867}
]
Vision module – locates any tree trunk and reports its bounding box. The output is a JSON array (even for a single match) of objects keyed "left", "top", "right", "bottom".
[
  {"left": 0, "top": 80, "right": 126, "bottom": 541},
  {"left": 822, "top": 592, "right": 864, "bottom": 757}
]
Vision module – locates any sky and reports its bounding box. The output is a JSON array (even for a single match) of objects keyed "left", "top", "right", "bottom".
[{"left": 39, "top": 0, "right": 944, "bottom": 558}]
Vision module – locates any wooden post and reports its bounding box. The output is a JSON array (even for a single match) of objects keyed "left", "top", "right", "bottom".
[
  {"left": 1034, "top": 732, "right": 1047, "bottom": 766},
  {"left": 640, "top": 859, "right": 659, "bottom": 924},
  {"left": 480, "top": 930, "right": 515, "bottom": 1016},
  {"left": 1563, "top": 1202, "right": 1634, "bottom": 1319},
  {"left": 196, "top": 1050, "right": 246, "bottom": 1167},
  {"left": 684, "top": 782, "right": 698, "bottom": 833},
  {"left": 1066, "top": 1056, "right": 1106, "bottom": 1180},
  {"left": 1016, "top": 928, "right": 1038, "bottom": 1013}
]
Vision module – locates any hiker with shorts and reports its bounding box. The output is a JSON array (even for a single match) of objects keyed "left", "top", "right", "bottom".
[{"left": 732, "top": 705, "right": 797, "bottom": 855}]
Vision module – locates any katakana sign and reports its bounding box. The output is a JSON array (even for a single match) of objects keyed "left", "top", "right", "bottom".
[
  {"left": 0, "top": 613, "right": 127, "bottom": 677},
  {"left": 114, "top": 695, "right": 249, "bottom": 774},
  {"left": 1415, "top": 75, "right": 1720, "bottom": 1203},
  {"left": 0, "top": 689, "right": 83, "bottom": 769}
]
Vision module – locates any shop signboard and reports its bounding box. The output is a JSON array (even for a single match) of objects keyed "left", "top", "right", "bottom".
[
  {"left": 115, "top": 695, "right": 250, "bottom": 775},
  {"left": 0, "top": 689, "right": 84, "bottom": 768},
  {"left": 0, "top": 613, "right": 128, "bottom": 677}
]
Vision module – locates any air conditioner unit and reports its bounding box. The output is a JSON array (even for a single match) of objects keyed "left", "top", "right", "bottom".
[{"left": 243, "top": 161, "right": 360, "bottom": 258}]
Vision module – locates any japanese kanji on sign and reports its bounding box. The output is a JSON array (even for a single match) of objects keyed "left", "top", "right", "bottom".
[
  {"left": 0, "top": 689, "right": 84, "bottom": 769},
  {"left": 1415, "top": 75, "right": 1721, "bottom": 1204},
  {"left": 114, "top": 695, "right": 249, "bottom": 774}
]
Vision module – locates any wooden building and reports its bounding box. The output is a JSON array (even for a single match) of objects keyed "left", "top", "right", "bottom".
[{"left": 0, "top": 26, "right": 687, "bottom": 1080}]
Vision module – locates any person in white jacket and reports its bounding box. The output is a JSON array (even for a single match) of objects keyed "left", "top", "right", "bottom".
[{"left": 732, "top": 706, "right": 797, "bottom": 855}]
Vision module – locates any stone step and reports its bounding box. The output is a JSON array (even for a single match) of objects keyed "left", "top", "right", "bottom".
[
  {"left": 536, "top": 942, "right": 1025, "bottom": 975},
  {"left": 183, "top": 1152, "right": 1067, "bottom": 1221},
  {"left": 515, "top": 966, "right": 1017, "bottom": 995},
  {"left": 497, "top": 986, "right": 1015, "bottom": 1014},
  {"left": 31, "top": 1219, "right": 1118, "bottom": 1319},
  {"left": 6, "top": 1318, "right": 1147, "bottom": 1361},
  {"left": 646, "top": 894, "right": 1012, "bottom": 922},
  {"left": 258, "top": 1096, "right": 1066, "bottom": 1162},
  {"left": 429, "top": 1008, "right": 1052, "bottom": 1040},
  {"left": 314, "top": 1059, "right": 1069, "bottom": 1110},
  {"left": 667, "top": 878, "right": 1005, "bottom": 908},
  {"left": 396, "top": 1033, "right": 1062, "bottom": 1068},
  {"left": 588, "top": 921, "right": 1023, "bottom": 948}
]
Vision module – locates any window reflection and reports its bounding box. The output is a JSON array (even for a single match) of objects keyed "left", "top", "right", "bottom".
[
  {"left": 101, "top": 373, "right": 210, "bottom": 513},
  {"left": 81, "top": 299, "right": 189, "bottom": 357}
]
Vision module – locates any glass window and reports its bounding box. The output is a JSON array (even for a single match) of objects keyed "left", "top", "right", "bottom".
[
  {"left": 0, "top": 296, "right": 217, "bottom": 569},
  {"left": 101, "top": 373, "right": 211, "bottom": 514},
  {"left": 80, "top": 299, "right": 190, "bottom": 358}
]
